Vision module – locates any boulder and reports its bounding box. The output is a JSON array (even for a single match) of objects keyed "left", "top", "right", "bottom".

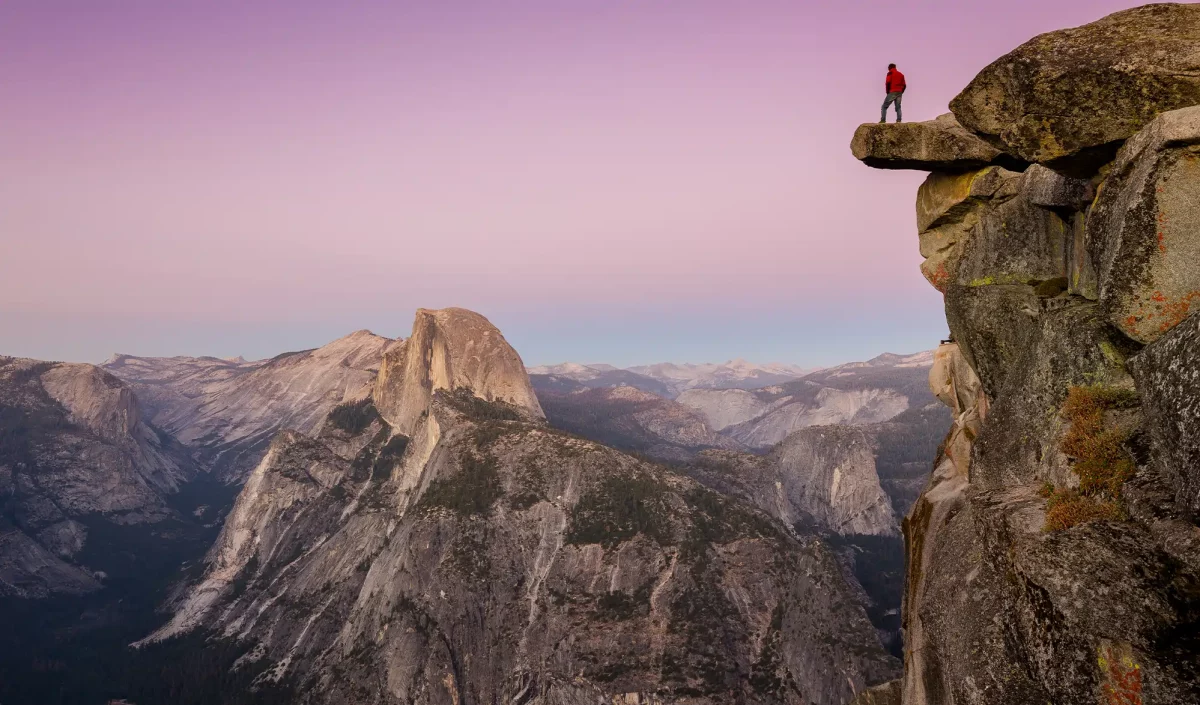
[
  {"left": 851, "top": 114, "right": 1020, "bottom": 172},
  {"left": 915, "top": 166, "right": 1077, "bottom": 294},
  {"left": 1019, "top": 164, "right": 1091, "bottom": 210},
  {"left": 916, "top": 166, "right": 1019, "bottom": 233},
  {"left": 916, "top": 167, "right": 1020, "bottom": 291},
  {"left": 1129, "top": 311, "right": 1200, "bottom": 514},
  {"left": 951, "top": 4, "right": 1200, "bottom": 176},
  {"left": 954, "top": 189, "right": 1070, "bottom": 289},
  {"left": 1088, "top": 106, "right": 1200, "bottom": 344}
]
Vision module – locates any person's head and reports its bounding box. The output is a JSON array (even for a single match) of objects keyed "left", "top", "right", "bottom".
[{"left": 888, "top": 63, "right": 897, "bottom": 70}]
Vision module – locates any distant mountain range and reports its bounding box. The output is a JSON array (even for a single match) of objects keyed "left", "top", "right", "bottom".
[
  {"left": 3, "top": 320, "right": 938, "bottom": 702},
  {"left": 103, "top": 330, "right": 393, "bottom": 482},
  {"left": 530, "top": 351, "right": 937, "bottom": 455},
  {"left": 528, "top": 359, "right": 817, "bottom": 398}
]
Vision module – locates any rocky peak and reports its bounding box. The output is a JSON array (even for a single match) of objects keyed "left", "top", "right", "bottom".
[
  {"left": 105, "top": 329, "right": 393, "bottom": 481},
  {"left": 373, "top": 307, "right": 544, "bottom": 436},
  {"left": 39, "top": 363, "right": 140, "bottom": 443},
  {"left": 851, "top": 5, "right": 1200, "bottom": 704},
  {"left": 298, "top": 329, "right": 389, "bottom": 370},
  {"left": 0, "top": 357, "right": 197, "bottom": 598},
  {"left": 148, "top": 319, "right": 897, "bottom": 704}
]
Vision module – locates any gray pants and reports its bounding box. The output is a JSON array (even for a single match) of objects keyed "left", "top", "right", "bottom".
[{"left": 881, "top": 91, "right": 903, "bottom": 123}]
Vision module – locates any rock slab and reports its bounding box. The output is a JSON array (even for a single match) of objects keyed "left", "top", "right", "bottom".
[{"left": 951, "top": 3, "right": 1200, "bottom": 175}]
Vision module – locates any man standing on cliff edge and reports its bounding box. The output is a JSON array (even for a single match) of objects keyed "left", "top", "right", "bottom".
[{"left": 881, "top": 63, "right": 906, "bottom": 123}]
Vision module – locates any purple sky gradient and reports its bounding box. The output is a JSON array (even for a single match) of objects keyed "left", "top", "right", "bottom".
[{"left": 0, "top": 0, "right": 1145, "bottom": 366}]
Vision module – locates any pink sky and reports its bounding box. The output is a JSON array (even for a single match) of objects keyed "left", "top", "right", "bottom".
[{"left": 0, "top": 0, "right": 1145, "bottom": 366}]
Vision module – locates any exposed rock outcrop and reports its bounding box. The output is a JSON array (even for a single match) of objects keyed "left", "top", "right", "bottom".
[
  {"left": 374, "top": 308, "right": 543, "bottom": 436},
  {"left": 1088, "top": 106, "right": 1200, "bottom": 344},
  {"left": 854, "top": 6, "right": 1200, "bottom": 703},
  {"left": 105, "top": 330, "right": 391, "bottom": 481},
  {"left": 692, "top": 427, "right": 897, "bottom": 538},
  {"left": 0, "top": 357, "right": 195, "bottom": 597},
  {"left": 676, "top": 387, "right": 775, "bottom": 432},
  {"left": 1129, "top": 311, "right": 1200, "bottom": 514},
  {"left": 950, "top": 3, "right": 1200, "bottom": 176},
  {"left": 850, "top": 114, "right": 1019, "bottom": 172},
  {"left": 148, "top": 309, "right": 899, "bottom": 705}
]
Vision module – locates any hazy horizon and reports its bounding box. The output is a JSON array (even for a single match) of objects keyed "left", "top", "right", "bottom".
[{"left": 1, "top": 0, "right": 1143, "bottom": 368}]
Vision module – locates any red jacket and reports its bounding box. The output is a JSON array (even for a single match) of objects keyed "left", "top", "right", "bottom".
[{"left": 886, "top": 68, "right": 906, "bottom": 94}]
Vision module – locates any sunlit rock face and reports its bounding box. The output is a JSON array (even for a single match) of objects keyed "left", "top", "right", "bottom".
[
  {"left": 105, "top": 329, "right": 391, "bottom": 481},
  {"left": 147, "top": 307, "right": 900, "bottom": 705},
  {"left": 374, "top": 307, "right": 543, "bottom": 436},
  {"left": 853, "top": 5, "right": 1200, "bottom": 704}
]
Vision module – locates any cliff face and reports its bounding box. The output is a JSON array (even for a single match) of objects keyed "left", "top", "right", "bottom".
[
  {"left": 852, "top": 5, "right": 1200, "bottom": 704},
  {"left": 105, "top": 330, "right": 391, "bottom": 481},
  {"left": 149, "top": 308, "right": 899, "bottom": 705},
  {"left": 0, "top": 357, "right": 195, "bottom": 597},
  {"left": 374, "top": 308, "right": 543, "bottom": 436},
  {"left": 690, "top": 427, "right": 897, "bottom": 539}
]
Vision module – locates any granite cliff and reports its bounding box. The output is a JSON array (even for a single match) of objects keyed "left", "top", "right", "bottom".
[
  {"left": 0, "top": 357, "right": 196, "bottom": 597},
  {"left": 105, "top": 330, "right": 392, "bottom": 482},
  {"left": 852, "top": 4, "right": 1200, "bottom": 703},
  {"left": 147, "top": 308, "right": 900, "bottom": 705}
]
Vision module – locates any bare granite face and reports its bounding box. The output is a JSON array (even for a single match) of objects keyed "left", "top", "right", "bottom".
[
  {"left": 689, "top": 425, "right": 899, "bottom": 539},
  {"left": 0, "top": 357, "right": 195, "bottom": 598},
  {"left": 374, "top": 308, "right": 544, "bottom": 436},
  {"left": 147, "top": 308, "right": 899, "bottom": 705},
  {"left": 105, "top": 330, "right": 392, "bottom": 481},
  {"left": 1087, "top": 106, "right": 1200, "bottom": 344},
  {"left": 852, "top": 6, "right": 1200, "bottom": 703},
  {"left": 951, "top": 3, "right": 1200, "bottom": 176},
  {"left": 850, "top": 114, "right": 1019, "bottom": 172}
]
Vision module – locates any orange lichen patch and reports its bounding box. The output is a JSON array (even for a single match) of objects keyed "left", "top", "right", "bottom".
[
  {"left": 1098, "top": 642, "right": 1143, "bottom": 705},
  {"left": 921, "top": 258, "right": 952, "bottom": 293},
  {"left": 1155, "top": 290, "right": 1200, "bottom": 334},
  {"left": 1120, "top": 290, "right": 1200, "bottom": 341}
]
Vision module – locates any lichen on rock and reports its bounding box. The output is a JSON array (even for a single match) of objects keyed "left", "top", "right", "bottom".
[
  {"left": 950, "top": 3, "right": 1200, "bottom": 176},
  {"left": 852, "top": 5, "right": 1200, "bottom": 703}
]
